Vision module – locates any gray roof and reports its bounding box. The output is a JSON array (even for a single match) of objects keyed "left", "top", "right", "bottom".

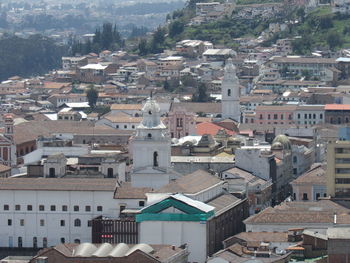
[{"left": 0, "top": 178, "right": 117, "bottom": 191}]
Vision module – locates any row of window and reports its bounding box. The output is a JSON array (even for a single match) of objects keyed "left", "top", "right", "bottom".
[
  {"left": 259, "top": 114, "right": 293, "bottom": 120},
  {"left": 16, "top": 236, "right": 81, "bottom": 248},
  {"left": 3, "top": 205, "right": 103, "bottom": 212},
  {"left": 8, "top": 218, "right": 90, "bottom": 227},
  {"left": 297, "top": 113, "right": 323, "bottom": 119}
]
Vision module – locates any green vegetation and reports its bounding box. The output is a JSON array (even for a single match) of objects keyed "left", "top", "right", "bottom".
[
  {"left": 86, "top": 85, "right": 99, "bottom": 108},
  {"left": 0, "top": 34, "right": 66, "bottom": 81},
  {"left": 291, "top": 7, "right": 350, "bottom": 54},
  {"left": 71, "top": 23, "right": 123, "bottom": 55}
]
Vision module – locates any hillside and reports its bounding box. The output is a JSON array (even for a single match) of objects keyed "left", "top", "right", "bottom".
[{"left": 0, "top": 34, "right": 67, "bottom": 81}]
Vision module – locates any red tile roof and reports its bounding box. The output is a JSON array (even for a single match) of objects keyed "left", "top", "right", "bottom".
[
  {"left": 325, "top": 104, "right": 350, "bottom": 110},
  {"left": 196, "top": 122, "right": 235, "bottom": 136}
]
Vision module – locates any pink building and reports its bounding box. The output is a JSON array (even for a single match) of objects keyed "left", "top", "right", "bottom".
[
  {"left": 163, "top": 107, "right": 196, "bottom": 138},
  {"left": 254, "top": 105, "right": 296, "bottom": 125}
]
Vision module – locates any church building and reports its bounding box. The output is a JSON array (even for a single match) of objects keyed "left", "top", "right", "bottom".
[{"left": 221, "top": 58, "right": 241, "bottom": 122}]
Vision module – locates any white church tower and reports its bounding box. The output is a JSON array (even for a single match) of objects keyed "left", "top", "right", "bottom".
[
  {"left": 221, "top": 58, "right": 240, "bottom": 122},
  {"left": 131, "top": 97, "right": 177, "bottom": 189}
]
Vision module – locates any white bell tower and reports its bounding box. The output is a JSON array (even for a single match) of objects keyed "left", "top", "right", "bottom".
[
  {"left": 131, "top": 97, "right": 177, "bottom": 189},
  {"left": 221, "top": 58, "right": 240, "bottom": 122}
]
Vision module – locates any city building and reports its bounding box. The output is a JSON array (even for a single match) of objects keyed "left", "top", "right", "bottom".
[{"left": 326, "top": 139, "right": 350, "bottom": 198}]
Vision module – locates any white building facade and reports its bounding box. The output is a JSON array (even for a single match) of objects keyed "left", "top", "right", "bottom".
[
  {"left": 0, "top": 178, "right": 118, "bottom": 248},
  {"left": 221, "top": 58, "right": 241, "bottom": 121}
]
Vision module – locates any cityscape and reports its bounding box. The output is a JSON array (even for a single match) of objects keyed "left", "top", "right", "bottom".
[{"left": 0, "top": 0, "right": 350, "bottom": 262}]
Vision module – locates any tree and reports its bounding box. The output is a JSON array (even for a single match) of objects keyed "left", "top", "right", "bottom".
[
  {"left": 169, "top": 20, "right": 185, "bottom": 38},
  {"left": 86, "top": 85, "right": 99, "bottom": 108},
  {"left": 138, "top": 38, "right": 148, "bottom": 56},
  {"left": 327, "top": 31, "right": 343, "bottom": 50}
]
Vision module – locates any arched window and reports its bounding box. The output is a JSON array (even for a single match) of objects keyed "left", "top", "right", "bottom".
[
  {"left": 43, "top": 238, "right": 47, "bottom": 248},
  {"left": 74, "top": 219, "right": 81, "bottom": 227},
  {"left": 227, "top": 89, "right": 231, "bottom": 97},
  {"left": 153, "top": 152, "right": 159, "bottom": 167},
  {"left": 33, "top": 237, "right": 37, "bottom": 248},
  {"left": 49, "top": 168, "right": 55, "bottom": 178},
  {"left": 148, "top": 110, "right": 152, "bottom": 115},
  {"left": 18, "top": 237, "right": 22, "bottom": 248},
  {"left": 147, "top": 133, "right": 152, "bottom": 139},
  {"left": 107, "top": 168, "right": 113, "bottom": 178}
]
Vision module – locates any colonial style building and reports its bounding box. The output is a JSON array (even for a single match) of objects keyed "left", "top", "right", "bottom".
[
  {"left": 130, "top": 97, "right": 179, "bottom": 189},
  {"left": 221, "top": 58, "right": 241, "bottom": 122}
]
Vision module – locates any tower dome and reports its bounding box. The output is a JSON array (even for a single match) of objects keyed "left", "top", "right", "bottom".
[
  {"left": 139, "top": 98, "right": 164, "bottom": 129},
  {"left": 272, "top": 135, "right": 291, "bottom": 150}
]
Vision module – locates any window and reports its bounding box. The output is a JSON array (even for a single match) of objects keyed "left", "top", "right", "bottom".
[
  {"left": 43, "top": 238, "right": 47, "bottom": 248},
  {"left": 74, "top": 239, "right": 81, "bottom": 244},
  {"left": 74, "top": 206, "right": 79, "bottom": 212},
  {"left": 227, "top": 89, "right": 231, "bottom": 96},
  {"left": 304, "top": 113, "right": 307, "bottom": 119},
  {"left": 62, "top": 205, "right": 67, "bottom": 211},
  {"left": 27, "top": 205, "right": 32, "bottom": 211},
  {"left": 302, "top": 193, "right": 308, "bottom": 201},
  {"left": 18, "top": 237, "right": 22, "bottom": 248},
  {"left": 4, "top": 205, "right": 9, "bottom": 211},
  {"left": 316, "top": 193, "right": 320, "bottom": 200},
  {"left": 60, "top": 220, "right": 65, "bottom": 227},
  {"left": 50, "top": 205, "right": 56, "bottom": 211},
  {"left": 139, "top": 201, "right": 145, "bottom": 207},
  {"left": 281, "top": 114, "right": 284, "bottom": 120},
  {"left": 61, "top": 238, "right": 65, "bottom": 243},
  {"left": 8, "top": 219, "right": 12, "bottom": 226},
  {"left": 39, "top": 205, "right": 44, "bottom": 211},
  {"left": 293, "top": 156, "right": 297, "bottom": 163},
  {"left": 85, "top": 206, "right": 91, "bottom": 212},
  {"left": 120, "top": 205, "right": 126, "bottom": 214},
  {"left": 132, "top": 125, "right": 135, "bottom": 129},
  {"left": 20, "top": 219, "right": 24, "bottom": 226},
  {"left": 297, "top": 113, "right": 300, "bottom": 119},
  {"left": 273, "top": 114, "right": 278, "bottom": 120},
  {"left": 107, "top": 168, "right": 113, "bottom": 178},
  {"left": 268, "top": 114, "right": 271, "bottom": 120},
  {"left": 88, "top": 220, "right": 92, "bottom": 227},
  {"left": 97, "top": 206, "right": 103, "bottom": 212},
  {"left": 33, "top": 237, "right": 37, "bottom": 248},
  {"left": 74, "top": 219, "right": 81, "bottom": 227},
  {"left": 313, "top": 113, "right": 316, "bottom": 119},
  {"left": 49, "top": 168, "right": 55, "bottom": 177},
  {"left": 147, "top": 133, "right": 152, "bottom": 138},
  {"left": 15, "top": 205, "right": 20, "bottom": 211},
  {"left": 320, "top": 113, "right": 323, "bottom": 119},
  {"left": 124, "top": 125, "right": 127, "bottom": 129},
  {"left": 116, "top": 125, "right": 119, "bottom": 129},
  {"left": 259, "top": 114, "right": 263, "bottom": 120},
  {"left": 40, "top": 219, "right": 45, "bottom": 226},
  {"left": 153, "top": 152, "right": 159, "bottom": 167}
]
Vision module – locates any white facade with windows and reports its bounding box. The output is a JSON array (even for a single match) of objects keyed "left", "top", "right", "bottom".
[
  {"left": 293, "top": 105, "right": 325, "bottom": 126},
  {"left": 131, "top": 98, "right": 178, "bottom": 189},
  {"left": 221, "top": 58, "right": 240, "bottom": 121},
  {"left": 0, "top": 178, "right": 118, "bottom": 248}
]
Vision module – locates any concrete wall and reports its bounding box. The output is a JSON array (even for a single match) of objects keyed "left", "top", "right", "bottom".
[{"left": 140, "top": 221, "right": 207, "bottom": 263}]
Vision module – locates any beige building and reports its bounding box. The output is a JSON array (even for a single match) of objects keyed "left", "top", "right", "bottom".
[{"left": 326, "top": 140, "right": 350, "bottom": 197}]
